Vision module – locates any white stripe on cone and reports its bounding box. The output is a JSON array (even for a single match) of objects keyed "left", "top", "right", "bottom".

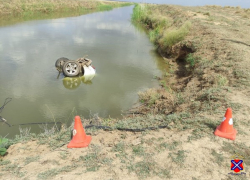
[
  {"left": 229, "top": 118, "right": 233, "bottom": 125},
  {"left": 222, "top": 117, "right": 233, "bottom": 125}
]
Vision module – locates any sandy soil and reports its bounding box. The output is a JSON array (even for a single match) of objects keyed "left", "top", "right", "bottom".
[{"left": 1, "top": 4, "right": 250, "bottom": 180}]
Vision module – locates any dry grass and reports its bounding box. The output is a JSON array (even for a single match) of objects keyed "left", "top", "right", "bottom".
[
  {"left": 159, "top": 21, "right": 192, "bottom": 49},
  {"left": 138, "top": 88, "right": 160, "bottom": 105},
  {"left": 0, "top": 0, "right": 131, "bottom": 16},
  {"left": 133, "top": 4, "right": 192, "bottom": 55},
  {"left": 130, "top": 4, "right": 250, "bottom": 129}
]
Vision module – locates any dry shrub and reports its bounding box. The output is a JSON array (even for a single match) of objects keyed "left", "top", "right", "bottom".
[
  {"left": 242, "top": 14, "right": 249, "bottom": 18},
  {"left": 138, "top": 88, "right": 160, "bottom": 105},
  {"left": 138, "top": 88, "right": 175, "bottom": 114},
  {"left": 170, "top": 41, "right": 196, "bottom": 60},
  {"left": 214, "top": 74, "right": 229, "bottom": 87},
  {"left": 159, "top": 21, "right": 192, "bottom": 50},
  {"left": 201, "top": 72, "right": 228, "bottom": 87}
]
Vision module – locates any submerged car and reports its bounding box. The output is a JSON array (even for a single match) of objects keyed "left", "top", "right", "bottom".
[{"left": 55, "top": 57, "right": 96, "bottom": 77}]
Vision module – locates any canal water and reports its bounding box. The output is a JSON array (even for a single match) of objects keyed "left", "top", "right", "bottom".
[{"left": 0, "top": 6, "right": 166, "bottom": 138}]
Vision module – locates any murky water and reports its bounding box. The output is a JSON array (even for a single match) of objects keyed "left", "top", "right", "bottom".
[
  {"left": 111, "top": 0, "right": 250, "bottom": 8},
  {"left": 2, "top": 0, "right": 247, "bottom": 138},
  {"left": 0, "top": 6, "right": 168, "bottom": 138}
]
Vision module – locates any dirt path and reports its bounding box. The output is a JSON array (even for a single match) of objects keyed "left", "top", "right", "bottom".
[
  {"left": 0, "top": 129, "right": 241, "bottom": 180},
  {"left": 1, "top": 4, "right": 250, "bottom": 180}
]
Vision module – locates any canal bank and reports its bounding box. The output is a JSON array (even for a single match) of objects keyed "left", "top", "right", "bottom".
[
  {"left": 0, "top": 0, "right": 133, "bottom": 26},
  {"left": 0, "top": 0, "right": 132, "bottom": 16}
]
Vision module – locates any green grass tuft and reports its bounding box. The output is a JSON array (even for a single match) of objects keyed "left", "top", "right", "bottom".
[
  {"left": 131, "top": 4, "right": 148, "bottom": 22},
  {"left": 160, "top": 21, "right": 192, "bottom": 48},
  {"left": 97, "top": 4, "right": 113, "bottom": 11},
  {"left": 168, "top": 150, "right": 186, "bottom": 166},
  {"left": 185, "top": 53, "right": 197, "bottom": 67},
  {"left": 132, "top": 4, "right": 192, "bottom": 53}
]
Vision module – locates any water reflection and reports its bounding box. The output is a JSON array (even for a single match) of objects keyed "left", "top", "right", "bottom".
[
  {"left": 63, "top": 77, "right": 82, "bottom": 90},
  {"left": 62, "top": 75, "right": 95, "bottom": 90},
  {"left": 0, "top": 10, "right": 98, "bottom": 27}
]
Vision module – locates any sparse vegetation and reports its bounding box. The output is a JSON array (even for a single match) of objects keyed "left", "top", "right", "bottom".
[
  {"left": 24, "top": 156, "right": 40, "bottom": 165},
  {"left": 0, "top": 137, "right": 9, "bottom": 156},
  {"left": 1, "top": 162, "right": 26, "bottom": 178},
  {"left": 215, "top": 74, "right": 229, "bottom": 87},
  {"left": 211, "top": 149, "right": 224, "bottom": 165},
  {"left": 138, "top": 88, "right": 161, "bottom": 105},
  {"left": 132, "top": 4, "right": 192, "bottom": 55},
  {"left": 129, "top": 4, "right": 250, "bottom": 179},
  {"left": 168, "top": 150, "right": 186, "bottom": 165},
  {"left": 130, "top": 4, "right": 245, "bottom": 124},
  {"left": 37, "top": 165, "right": 74, "bottom": 179},
  {"left": 132, "top": 145, "right": 145, "bottom": 156},
  {"left": 222, "top": 142, "right": 250, "bottom": 166},
  {"left": 0, "top": 0, "right": 132, "bottom": 16},
  {"left": 185, "top": 53, "right": 197, "bottom": 68},
  {"left": 203, "top": 12, "right": 210, "bottom": 16},
  {"left": 159, "top": 21, "right": 191, "bottom": 49}
]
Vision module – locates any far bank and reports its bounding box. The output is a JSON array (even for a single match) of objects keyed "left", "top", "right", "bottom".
[{"left": 0, "top": 0, "right": 132, "bottom": 25}]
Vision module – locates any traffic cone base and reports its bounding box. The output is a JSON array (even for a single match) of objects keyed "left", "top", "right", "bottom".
[
  {"left": 214, "top": 127, "right": 237, "bottom": 140},
  {"left": 67, "top": 135, "right": 91, "bottom": 148}
]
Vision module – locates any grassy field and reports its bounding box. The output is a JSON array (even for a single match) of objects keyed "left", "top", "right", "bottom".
[
  {"left": 1, "top": 2, "right": 250, "bottom": 180},
  {"left": 0, "top": 0, "right": 132, "bottom": 18},
  {"left": 129, "top": 4, "right": 250, "bottom": 179}
]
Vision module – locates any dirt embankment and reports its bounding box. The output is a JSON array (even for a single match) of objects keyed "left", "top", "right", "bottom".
[{"left": 1, "top": 4, "right": 250, "bottom": 180}]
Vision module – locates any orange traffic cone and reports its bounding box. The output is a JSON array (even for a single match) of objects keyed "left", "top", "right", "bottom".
[
  {"left": 67, "top": 116, "right": 91, "bottom": 148},
  {"left": 214, "top": 108, "right": 237, "bottom": 140}
]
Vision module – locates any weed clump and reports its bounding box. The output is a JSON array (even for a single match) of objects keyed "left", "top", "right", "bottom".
[
  {"left": 0, "top": 137, "right": 9, "bottom": 156},
  {"left": 131, "top": 4, "right": 148, "bottom": 22},
  {"left": 138, "top": 88, "right": 175, "bottom": 114},
  {"left": 159, "top": 21, "right": 192, "bottom": 49},
  {"left": 132, "top": 4, "right": 192, "bottom": 56},
  {"left": 138, "top": 88, "right": 160, "bottom": 105},
  {"left": 185, "top": 53, "right": 197, "bottom": 68}
]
